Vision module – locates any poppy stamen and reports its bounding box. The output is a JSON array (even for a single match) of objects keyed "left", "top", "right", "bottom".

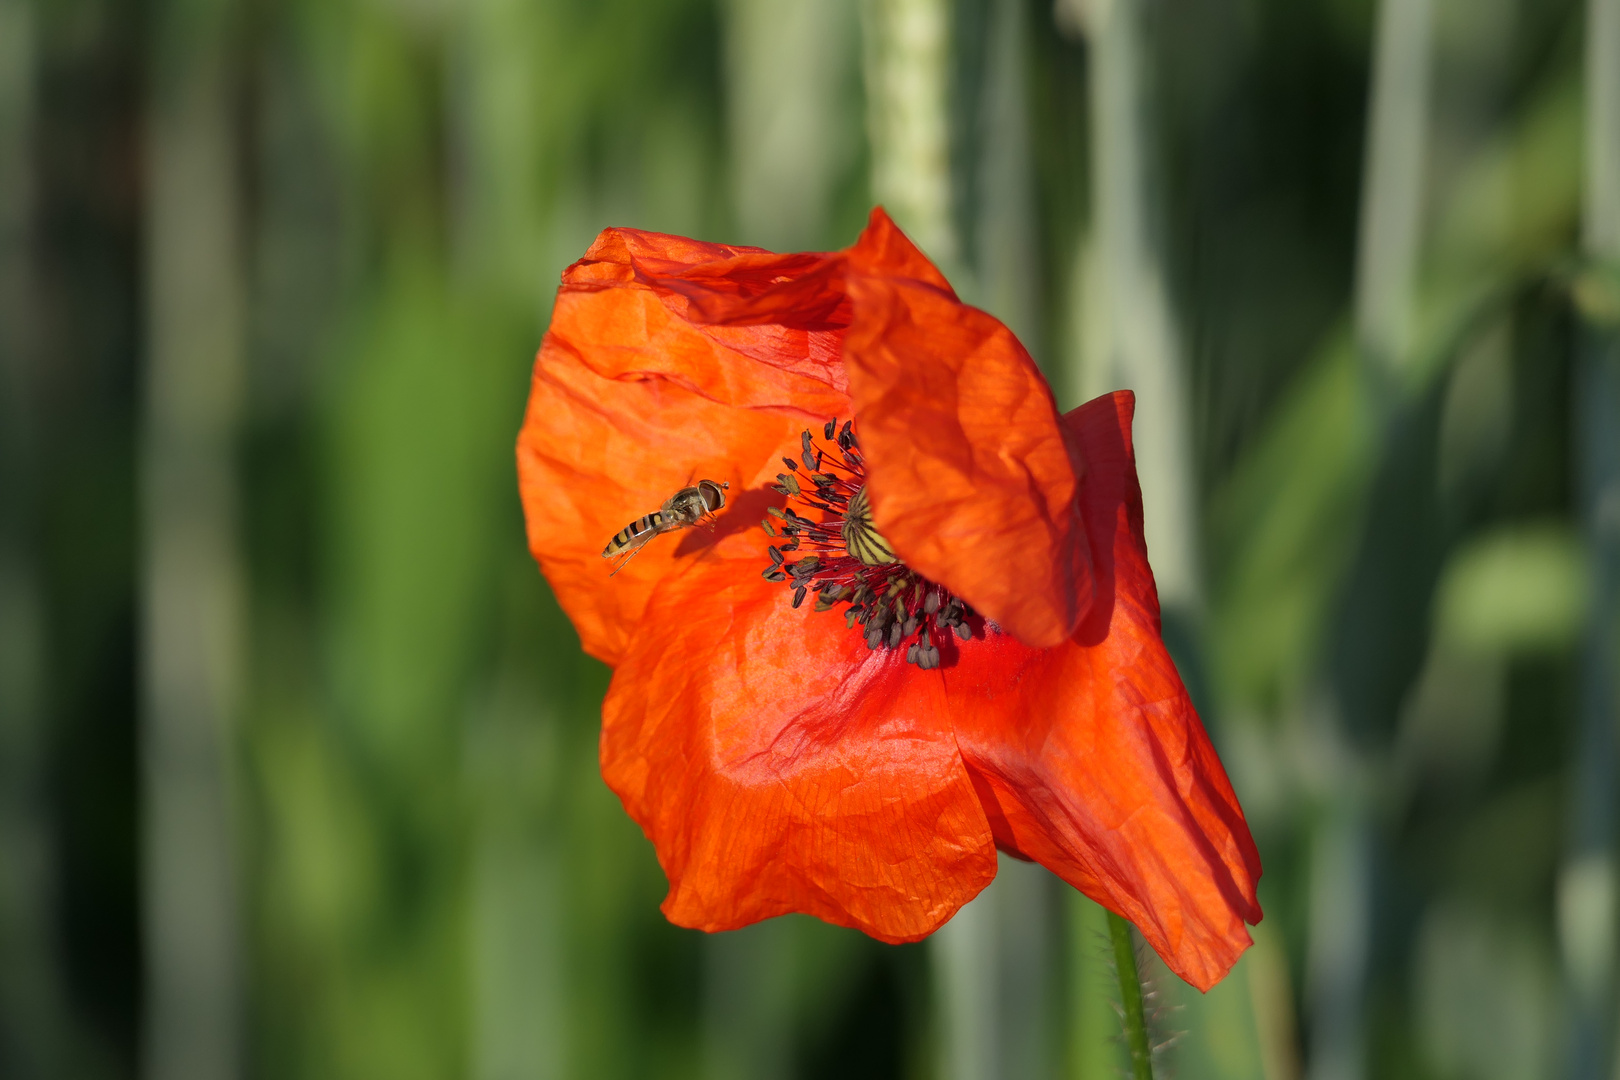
[{"left": 762, "top": 421, "right": 979, "bottom": 668}]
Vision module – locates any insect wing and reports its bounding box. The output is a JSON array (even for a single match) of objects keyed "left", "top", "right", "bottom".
[
  {"left": 603, "top": 510, "right": 666, "bottom": 575},
  {"left": 606, "top": 526, "right": 659, "bottom": 576}
]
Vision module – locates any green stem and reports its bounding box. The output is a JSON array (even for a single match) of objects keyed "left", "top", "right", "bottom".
[{"left": 1108, "top": 911, "right": 1155, "bottom": 1080}]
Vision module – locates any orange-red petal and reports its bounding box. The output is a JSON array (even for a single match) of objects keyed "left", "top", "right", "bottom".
[
  {"left": 842, "top": 211, "right": 1093, "bottom": 649},
  {"left": 517, "top": 228, "right": 851, "bottom": 664},
  {"left": 945, "top": 391, "right": 1261, "bottom": 991},
  {"left": 601, "top": 529, "right": 998, "bottom": 940}
]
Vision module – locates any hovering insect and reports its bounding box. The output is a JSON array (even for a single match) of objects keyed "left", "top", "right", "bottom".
[{"left": 602, "top": 479, "right": 730, "bottom": 575}]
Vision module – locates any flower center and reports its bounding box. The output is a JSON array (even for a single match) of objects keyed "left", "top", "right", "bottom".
[
  {"left": 759, "top": 420, "right": 979, "bottom": 669},
  {"left": 841, "top": 486, "right": 898, "bottom": 566}
]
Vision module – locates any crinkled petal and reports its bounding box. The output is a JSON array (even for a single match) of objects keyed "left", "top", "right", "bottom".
[
  {"left": 518, "top": 228, "right": 850, "bottom": 664},
  {"left": 601, "top": 532, "right": 999, "bottom": 940},
  {"left": 946, "top": 391, "right": 1262, "bottom": 991},
  {"left": 841, "top": 210, "right": 1093, "bottom": 648},
  {"left": 551, "top": 227, "right": 849, "bottom": 407}
]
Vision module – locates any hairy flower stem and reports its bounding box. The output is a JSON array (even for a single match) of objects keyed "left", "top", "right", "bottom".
[{"left": 1108, "top": 911, "right": 1155, "bottom": 1080}]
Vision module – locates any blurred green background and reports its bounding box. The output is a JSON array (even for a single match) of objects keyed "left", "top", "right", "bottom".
[{"left": 2, "top": 0, "right": 1618, "bottom": 1077}]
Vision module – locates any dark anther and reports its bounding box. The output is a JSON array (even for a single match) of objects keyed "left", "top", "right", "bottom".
[{"left": 760, "top": 414, "right": 987, "bottom": 663}]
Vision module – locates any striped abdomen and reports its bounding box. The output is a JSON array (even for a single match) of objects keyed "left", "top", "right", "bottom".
[{"left": 602, "top": 511, "right": 665, "bottom": 558}]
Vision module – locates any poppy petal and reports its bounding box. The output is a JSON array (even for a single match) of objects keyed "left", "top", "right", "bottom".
[
  {"left": 947, "top": 391, "right": 1262, "bottom": 991},
  {"left": 601, "top": 537, "right": 999, "bottom": 941},
  {"left": 840, "top": 210, "right": 1094, "bottom": 649},
  {"left": 518, "top": 228, "right": 850, "bottom": 665}
]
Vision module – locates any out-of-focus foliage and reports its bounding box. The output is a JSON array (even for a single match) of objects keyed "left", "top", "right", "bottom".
[{"left": 1, "top": 0, "right": 1612, "bottom": 1078}]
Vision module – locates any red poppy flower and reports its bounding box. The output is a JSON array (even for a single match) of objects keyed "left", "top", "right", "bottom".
[{"left": 516, "top": 208, "right": 1261, "bottom": 991}]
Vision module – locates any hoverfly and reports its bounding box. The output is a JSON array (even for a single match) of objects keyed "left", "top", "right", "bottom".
[{"left": 601, "top": 479, "right": 730, "bottom": 575}]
